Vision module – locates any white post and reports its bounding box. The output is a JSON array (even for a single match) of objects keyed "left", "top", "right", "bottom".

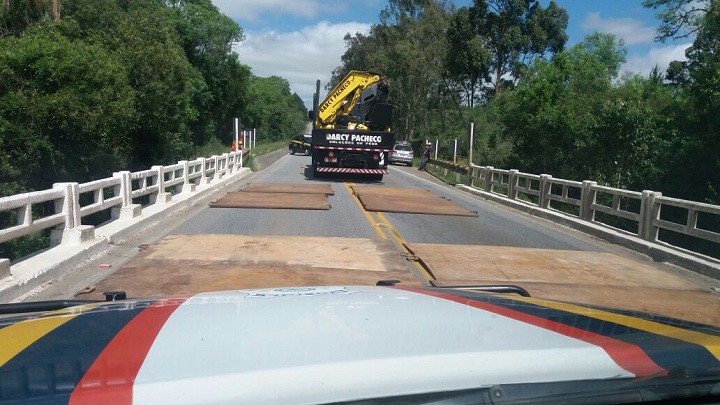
[
  {"left": 467, "top": 122, "right": 474, "bottom": 186},
  {"left": 253, "top": 128, "right": 256, "bottom": 149},
  {"left": 453, "top": 139, "right": 458, "bottom": 164},
  {"left": 234, "top": 118, "right": 239, "bottom": 152},
  {"left": 434, "top": 139, "right": 439, "bottom": 160}
]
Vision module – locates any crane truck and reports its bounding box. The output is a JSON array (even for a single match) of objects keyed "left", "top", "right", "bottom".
[{"left": 309, "top": 71, "right": 395, "bottom": 181}]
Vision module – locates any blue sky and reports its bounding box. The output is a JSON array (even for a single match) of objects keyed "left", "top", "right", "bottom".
[{"left": 210, "top": 1, "right": 691, "bottom": 107}]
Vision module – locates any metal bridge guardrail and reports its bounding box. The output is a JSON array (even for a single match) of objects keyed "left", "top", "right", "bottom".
[{"left": 0, "top": 150, "right": 248, "bottom": 281}]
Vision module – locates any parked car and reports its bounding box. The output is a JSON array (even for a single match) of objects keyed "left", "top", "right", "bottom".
[
  {"left": 390, "top": 143, "right": 413, "bottom": 166},
  {"left": 289, "top": 135, "right": 312, "bottom": 155}
]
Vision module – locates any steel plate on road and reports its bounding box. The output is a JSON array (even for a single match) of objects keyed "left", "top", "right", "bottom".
[
  {"left": 243, "top": 183, "right": 334, "bottom": 195},
  {"left": 210, "top": 191, "right": 330, "bottom": 210},
  {"left": 80, "top": 235, "right": 421, "bottom": 299},
  {"left": 351, "top": 186, "right": 478, "bottom": 217},
  {"left": 352, "top": 186, "right": 436, "bottom": 198},
  {"left": 409, "top": 243, "right": 720, "bottom": 326}
]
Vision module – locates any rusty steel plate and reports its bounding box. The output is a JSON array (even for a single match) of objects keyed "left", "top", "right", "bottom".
[
  {"left": 351, "top": 186, "right": 435, "bottom": 198},
  {"left": 408, "top": 243, "right": 720, "bottom": 326},
  {"left": 354, "top": 191, "right": 478, "bottom": 217},
  {"left": 210, "top": 192, "right": 330, "bottom": 210},
  {"left": 244, "top": 183, "right": 334, "bottom": 195},
  {"left": 78, "top": 235, "right": 421, "bottom": 299}
]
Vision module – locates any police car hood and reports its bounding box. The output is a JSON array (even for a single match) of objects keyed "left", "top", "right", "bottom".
[{"left": 1, "top": 286, "right": 719, "bottom": 404}]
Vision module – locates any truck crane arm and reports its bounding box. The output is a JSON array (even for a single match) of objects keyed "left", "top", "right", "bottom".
[{"left": 314, "top": 70, "right": 389, "bottom": 130}]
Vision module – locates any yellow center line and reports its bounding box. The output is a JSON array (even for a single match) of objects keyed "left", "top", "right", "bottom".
[
  {"left": 344, "top": 182, "right": 386, "bottom": 240},
  {"left": 375, "top": 212, "right": 435, "bottom": 284},
  {"left": 345, "top": 183, "right": 434, "bottom": 283}
]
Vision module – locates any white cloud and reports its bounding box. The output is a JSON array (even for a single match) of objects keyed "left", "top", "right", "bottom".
[
  {"left": 581, "top": 12, "right": 656, "bottom": 45},
  {"left": 235, "top": 21, "right": 371, "bottom": 108},
  {"left": 211, "top": 0, "right": 322, "bottom": 21},
  {"left": 620, "top": 43, "right": 691, "bottom": 76}
]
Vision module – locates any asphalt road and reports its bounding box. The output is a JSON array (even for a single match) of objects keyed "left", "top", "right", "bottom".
[
  {"left": 174, "top": 152, "right": 611, "bottom": 252},
  {"left": 18, "top": 148, "right": 718, "bottom": 301}
]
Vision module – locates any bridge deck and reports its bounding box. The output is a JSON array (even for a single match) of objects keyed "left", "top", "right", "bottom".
[
  {"left": 80, "top": 235, "right": 422, "bottom": 300},
  {"left": 79, "top": 235, "right": 719, "bottom": 327},
  {"left": 414, "top": 244, "right": 720, "bottom": 326}
]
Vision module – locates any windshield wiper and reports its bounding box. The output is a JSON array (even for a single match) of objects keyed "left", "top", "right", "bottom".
[
  {"left": 336, "top": 375, "right": 720, "bottom": 404},
  {"left": 0, "top": 291, "right": 127, "bottom": 315}
]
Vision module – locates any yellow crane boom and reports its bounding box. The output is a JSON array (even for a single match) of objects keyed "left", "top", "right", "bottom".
[{"left": 314, "top": 71, "right": 386, "bottom": 129}]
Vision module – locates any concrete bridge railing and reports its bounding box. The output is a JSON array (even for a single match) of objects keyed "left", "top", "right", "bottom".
[
  {"left": 0, "top": 150, "right": 251, "bottom": 300},
  {"left": 452, "top": 162, "right": 720, "bottom": 278}
]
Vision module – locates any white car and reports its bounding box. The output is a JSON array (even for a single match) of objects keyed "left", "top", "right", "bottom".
[{"left": 1, "top": 285, "right": 719, "bottom": 404}]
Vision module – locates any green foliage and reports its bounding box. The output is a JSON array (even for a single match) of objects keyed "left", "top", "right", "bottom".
[
  {"left": 0, "top": 0, "right": 306, "bottom": 199},
  {"left": 0, "top": 22, "right": 136, "bottom": 191},
  {"left": 466, "top": 0, "right": 569, "bottom": 94},
  {"left": 498, "top": 34, "right": 621, "bottom": 178},
  {"left": 243, "top": 76, "right": 308, "bottom": 142},
  {"left": 659, "top": 0, "right": 720, "bottom": 203},
  {"left": 643, "top": 0, "right": 709, "bottom": 41}
]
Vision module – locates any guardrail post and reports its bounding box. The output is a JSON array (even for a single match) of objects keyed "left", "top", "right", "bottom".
[
  {"left": 50, "top": 182, "right": 95, "bottom": 246},
  {"left": 222, "top": 153, "right": 230, "bottom": 174},
  {"left": 0, "top": 258, "right": 9, "bottom": 279},
  {"left": 180, "top": 160, "right": 196, "bottom": 193},
  {"left": 198, "top": 158, "right": 210, "bottom": 185},
  {"left": 214, "top": 155, "right": 222, "bottom": 180},
  {"left": 215, "top": 155, "right": 227, "bottom": 179},
  {"left": 111, "top": 172, "right": 142, "bottom": 219},
  {"left": 484, "top": 166, "right": 493, "bottom": 193},
  {"left": 641, "top": 190, "right": 661, "bottom": 241},
  {"left": 150, "top": 165, "right": 171, "bottom": 204},
  {"left": 539, "top": 174, "right": 552, "bottom": 209},
  {"left": 508, "top": 170, "right": 519, "bottom": 200},
  {"left": 580, "top": 181, "right": 597, "bottom": 221}
]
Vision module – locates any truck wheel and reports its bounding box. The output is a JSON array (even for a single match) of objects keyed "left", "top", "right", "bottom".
[
  {"left": 370, "top": 174, "right": 383, "bottom": 182},
  {"left": 289, "top": 148, "right": 295, "bottom": 155}
]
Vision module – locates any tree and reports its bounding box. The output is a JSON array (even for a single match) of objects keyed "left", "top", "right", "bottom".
[
  {"left": 500, "top": 33, "right": 625, "bottom": 179},
  {"left": 167, "top": 0, "right": 249, "bottom": 146},
  {"left": 1, "top": 0, "right": 60, "bottom": 36},
  {"left": 445, "top": 6, "right": 491, "bottom": 108},
  {"left": 243, "top": 76, "right": 307, "bottom": 142},
  {"left": 469, "top": 0, "right": 568, "bottom": 94},
  {"left": 643, "top": 0, "right": 710, "bottom": 41},
  {"left": 0, "top": 23, "right": 136, "bottom": 192}
]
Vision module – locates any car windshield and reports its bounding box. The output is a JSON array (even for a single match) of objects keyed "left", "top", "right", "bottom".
[{"left": 395, "top": 145, "right": 412, "bottom": 151}]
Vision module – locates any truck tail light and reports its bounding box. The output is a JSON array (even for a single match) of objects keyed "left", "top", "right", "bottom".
[
  {"left": 373, "top": 154, "right": 379, "bottom": 160},
  {"left": 329, "top": 151, "right": 335, "bottom": 158}
]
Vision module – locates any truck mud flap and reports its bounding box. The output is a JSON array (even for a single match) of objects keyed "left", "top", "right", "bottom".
[
  {"left": 316, "top": 168, "right": 388, "bottom": 174},
  {"left": 351, "top": 186, "right": 478, "bottom": 217}
]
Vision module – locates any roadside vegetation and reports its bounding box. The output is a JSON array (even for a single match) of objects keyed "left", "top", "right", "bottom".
[
  {"left": 1, "top": 0, "right": 718, "bottom": 259},
  {"left": 0, "top": 0, "right": 307, "bottom": 197},
  {"left": 332, "top": 0, "right": 718, "bottom": 208}
]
